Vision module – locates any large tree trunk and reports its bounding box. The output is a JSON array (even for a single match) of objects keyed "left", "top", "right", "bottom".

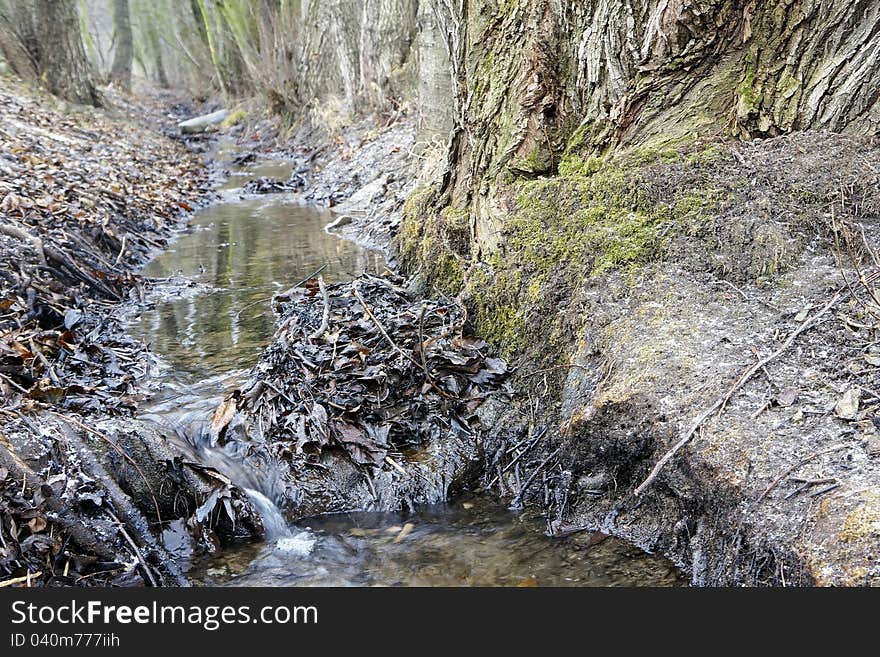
[
  {"left": 294, "top": 0, "right": 418, "bottom": 114},
  {"left": 109, "top": 0, "right": 132, "bottom": 92},
  {"left": 431, "top": 0, "right": 880, "bottom": 207},
  {"left": 32, "top": 0, "right": 102, "bottom": 105},
  {"left": 400, "top": 0, "right": 880, "bottom": 359},
  {"left": 397, "top": 0, "right": 880, "bottom": 588}
]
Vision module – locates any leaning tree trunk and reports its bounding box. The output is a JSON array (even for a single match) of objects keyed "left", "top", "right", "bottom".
[
  {"left": 109, "top": 0, "right": 132, "bottom": 92},
  {"left": 33, "top": 0, "right": 101, "bottom": 106}
]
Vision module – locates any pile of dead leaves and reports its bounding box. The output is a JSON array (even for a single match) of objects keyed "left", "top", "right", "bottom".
[
  {"left": 237, "top": 273, "right": 510, "bottom": 468},
  {"left": 0, "top": 83, "right": 209, "bottom": 410},
  {"left": 0, "top": 441, "right": 137, "bottom": 587}
]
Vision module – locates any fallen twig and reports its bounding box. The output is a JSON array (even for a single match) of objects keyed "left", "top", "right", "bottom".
[
  {"left": 353, "top": 283, "right": 424, "bottom": 371},
  {"left": 486, "top": 426, "right": 547, "bottom": 489},
  {"left": 758, "top": 444, "right": 850, "bottom": 501},
  {"left": 105, "top": 510, "right": 158, "bottom": 587},
  {"left": 510, "top": 445, "right": 562, "bottom": 508},
  {"left": 0, "top": 571, "right": 42, "bottom": 588},
  {"left": 0, "top": 372, "right": 30, "bottom": 394},
  {"left": 308, "top": 275, "right": 330, "bottom": 340},
  {"left": 809, "top": 482, "right": 840, "bottom": 498},
  {"left": 384, "top": 455, "right": 409, "bottom": 477}
]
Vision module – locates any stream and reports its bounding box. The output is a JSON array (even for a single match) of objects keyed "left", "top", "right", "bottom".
[{"left": 126, "top": 155, "right": 685, "bottom": 587}]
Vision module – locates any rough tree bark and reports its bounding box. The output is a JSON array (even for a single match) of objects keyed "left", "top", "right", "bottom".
[
  {"left": 427, "top": 0, "right": 880, "bottom": 210},
  {"left": 31, "top": 0, "right": 102, "bottom": 106},
  {"left": 296, "top": 0, "right": 418, "bottom": 114},
  {"left": 109, "top": 0, "right": 132, "bottom": 92},
  {"left": 358, "top": 0, "right": 419, "bottom": 112},
  {"left": 415, "top": 1, "right": 454, "bottom": 141}
]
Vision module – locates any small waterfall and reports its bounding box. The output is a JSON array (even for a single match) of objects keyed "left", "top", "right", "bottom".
[
  {"left": 244, "top": 489, "right": 315, "bottom": 555},
  {"left": 156, "top": 412, "right": 316, "bottom": 551},
  {"left": 244, "top": 488, "right": 289, "bottom": 539}
]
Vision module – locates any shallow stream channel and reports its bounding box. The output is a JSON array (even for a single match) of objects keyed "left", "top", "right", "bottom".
[{"left": 125, "top": 153, "right": 685, "bottom": 587}]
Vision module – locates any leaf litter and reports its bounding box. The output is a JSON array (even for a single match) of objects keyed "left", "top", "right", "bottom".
[
  {"left": 235, "top": 272, "right": 511, "bottom": 475},
  {"left": 0, "top": 82, "right": 243, "bottom": 587}
]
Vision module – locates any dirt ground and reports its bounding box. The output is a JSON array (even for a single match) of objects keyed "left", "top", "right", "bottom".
[{"left": 464, "top": 132, "right": 880, "bottom": 585}]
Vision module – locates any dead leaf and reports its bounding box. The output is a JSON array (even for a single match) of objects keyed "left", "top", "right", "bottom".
[
  {"left": 27, "top": 517, "right": 47, "bottom": 533},
  {"left": 392, "top": 522, "right": 414, "bottom": 543},
  {"left": 209, "top": 391, "right": 239, "bottom": 443},
  {"left": 774, "top": 387, "right": 799, "bottom": 408},
  {"left": 835, "top": 388, "right": 861, "bottom": 420}
]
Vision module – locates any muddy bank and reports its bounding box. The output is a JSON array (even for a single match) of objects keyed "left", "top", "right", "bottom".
[
  {"left": 401, "top": 131, "right": 880, "bottom": 585},
  {"left": 221, "top": 113, "right": 418, "bottom": 253}
]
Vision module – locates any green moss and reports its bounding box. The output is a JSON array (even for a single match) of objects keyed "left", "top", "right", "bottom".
[
  {"left": 398, "top": 188, "right": 469, "bottom": 296},
  {"left": 433, "top": 253, "right": 465, "bottom": 294},
  {"left": 737, "top": 68, "right": 760, "bottom": 117},
  {"left": 222, "top": 108, "right": 247, "bottom": 128},
  {"left": 400, "top": 143, "right": 727, "bottom": 358},
  {"left": 511, "top": 144, "right": 554, "bottom": 174},
  {"left": 470, "top": 147, "right": 725, "bottom": 352},
  {"left": 468, "top": 257, "right": 529, "bottom": 355},
  {"left": 508, "top": 154, "right": 672, "bottom": 280}
]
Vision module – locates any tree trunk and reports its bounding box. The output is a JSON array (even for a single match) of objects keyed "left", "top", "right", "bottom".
[
  {"left": 109, "top": 0, "right": 132, "bottom": 92},
  {"left": 358, "top": 0, "right": 418, "bottom": 113},
  {"left": 434, "top": 0, "right": 880, "bottom": 206},
  {"left": 0, "top": 0, "right": 38, "bottom": 80},
  {"left": 294, "top": 0, "right": 418, "bottom": 114},
  {"left": 33, "top": 0, "right": 101, "bottom": 106},
  {"left": 414, "top": 0, "right": 453, "bottom": 141},
  {"left": 400, "top": 0, "right": 880, "bottom": 308},
  {"left": 153, "top": 40, "right": 169, "bottom": 88}
]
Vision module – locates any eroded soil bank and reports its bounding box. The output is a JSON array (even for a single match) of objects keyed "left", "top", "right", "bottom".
[
  {"left": 400, "top": 131, "right": 880, "bottom": 586},
  {"left": 0, "top": 83, "right": 272, "bottom": 587}
]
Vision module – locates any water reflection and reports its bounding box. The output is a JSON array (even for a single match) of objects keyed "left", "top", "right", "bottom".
[{"left": 128, "top": 195, "right": 384, "bottom": 415}]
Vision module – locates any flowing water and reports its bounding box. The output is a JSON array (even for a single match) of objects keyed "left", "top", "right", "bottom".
[{"left": 127, "top": 156, "right": 686, "bottom": 587}]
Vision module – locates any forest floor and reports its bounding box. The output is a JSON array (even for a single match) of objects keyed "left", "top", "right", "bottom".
[
  {"left": 0, "top": 80, "right": 236, "bottom": 587},
  {"left": 5, "top": 76, "right": 878, "bottom": 587}
]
